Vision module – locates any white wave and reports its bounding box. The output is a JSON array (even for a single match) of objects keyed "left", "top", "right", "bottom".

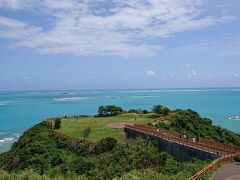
[
  {"left": 105, "top": 96, "right": 117, "bottom": 99},
  {"left": 227, "top": 116, "right": 240, "bottom": 122},
  {"left": 0, "top": 137, "right": 15, "bottom": 143},
  {"left": 54, "top": 97, "right": 93, "bottom": 102},
  {"left": 0, "top": 101, "right": 11, "bottom": 105},
  {"left": 128, "top": 95, "right": 160, "bottom": 98},
  {"left": 0, "top": 100, "right": 23, "bottom": 105}
]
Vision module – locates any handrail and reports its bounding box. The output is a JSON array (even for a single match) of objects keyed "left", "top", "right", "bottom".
[
  {"left": 125, "top": 124, "right": 240, "bottom": 180},
  {"left": 52, "top": 130, "right": 81, "bottom": 143},
  {"left": 188, "top": 152, "right": 240, "bottom": 180},
  {"left": 150, "top": 115, "right": 240, "bottom": 153},
  {"left": 125, "top": 124, "right": 238, "bottom": 155}
]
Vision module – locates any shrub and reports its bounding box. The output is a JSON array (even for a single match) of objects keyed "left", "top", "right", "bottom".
[
  {"left": 128, "top": 109, "right": 138, "bottom": 113},
  {"left": 54, "top": 118, "right": 61, "bottom": 129},
  {"left": 128, "top": 109, "right": 148, "bottom": 114},
  {"left": 234, "top": 155, "right": 240, "bottom": 162},
  {"left": 83, "top": 127, "right": 91, "bottom": 140},
  {"left": 155, "top": 121, "right": 170, "bottom": 130},
  {"left": 152, "top": 105, "right": 170, "bottom": 116},
  {"left": 93, "top": 137, "right": 117, "bottom": 154},
  {"left": 142, "top": 110, "right": 148, "bottom": 114}
]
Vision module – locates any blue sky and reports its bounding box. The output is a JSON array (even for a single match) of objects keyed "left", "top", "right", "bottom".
[{"left": 0, "top": 0, "right": 240, "bottom": 91}]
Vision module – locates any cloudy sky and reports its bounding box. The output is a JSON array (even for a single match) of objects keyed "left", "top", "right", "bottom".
[{"left": 0, "top": 0, "right": 240, "bottom": 90}]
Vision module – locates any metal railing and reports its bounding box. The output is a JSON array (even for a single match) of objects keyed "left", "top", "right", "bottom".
[
  {"left": 188, "top": 152, "right": 240, "bottom": 180},
  {"left": 125, "top": 124, "right": 238, "bottom": 156},
  {"left": 125, "top": 124, "right": 240, "bottom": 180}
]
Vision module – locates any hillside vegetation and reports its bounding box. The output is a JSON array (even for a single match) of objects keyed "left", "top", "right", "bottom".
[
  {"left": 1, "top": 105, "right": 239, "bottom": 179},
  {"left": 0, "top": 122, "right": 208, "bottom": 179},
  {"left": 154, "top": 109, "right": 240, "bottom": 146}
]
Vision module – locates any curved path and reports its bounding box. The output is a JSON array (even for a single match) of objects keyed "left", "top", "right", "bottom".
[{"left": 211, "top": 162, "right": 240, "bottom": 180}]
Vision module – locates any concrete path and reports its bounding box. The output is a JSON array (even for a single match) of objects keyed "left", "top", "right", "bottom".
[
  {"left": 211, "top": 162, "right": 240, "bottom": 180},
  {"left": 107, "top": 122, "right": 132, "bottom": 129}
]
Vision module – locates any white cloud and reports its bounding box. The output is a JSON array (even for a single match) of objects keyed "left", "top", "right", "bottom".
[
  {"left": 184, "top": 64, "right": 192, "bottom": 68},
  {"left": 187, "top": 70, "right": 197, "bottom": 77},
  {"left": 146, "top": 70, "right": 156, "bottom": 77},
  {"left": 233, "top": 73, "right": 240, "bottom": 78},
  {"left": 174, "top": 35, "right": 240, "bottom": 56},
  {"left": 0, "top": 0, "right": 237, "bottom": 56},
  {"left": 0, "top": 16, "right": 41, "bottom": 40}
]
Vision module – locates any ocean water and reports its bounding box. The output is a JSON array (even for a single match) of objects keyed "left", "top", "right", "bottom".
[{"left": 0, "top": 88, "right": 240, "bottom": 152}]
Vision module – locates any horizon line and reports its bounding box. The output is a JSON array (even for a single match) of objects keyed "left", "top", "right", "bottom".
[{"left": 1, "top": 86, "right": 240, "bottom": 93}]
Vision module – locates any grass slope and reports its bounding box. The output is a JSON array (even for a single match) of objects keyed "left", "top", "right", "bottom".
[{"left": 57, "top": 113, "right": 151, "bottom": 141}]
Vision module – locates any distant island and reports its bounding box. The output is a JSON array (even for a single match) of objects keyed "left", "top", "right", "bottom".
[{"left": 0, "top": 105, "right": 240, "bottom": 179}]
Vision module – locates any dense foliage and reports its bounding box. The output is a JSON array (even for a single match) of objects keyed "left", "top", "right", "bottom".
[
  {"left": 155, "top": 109, "right": 240, "bottom": 146},
  {"left": 152, "top": 105, "right": 170, "bottom": 116},
  {"left": 234, "top": 155, "right": 240, "bottom": 162},
  {"left": 54, "top": 118, "right": 61, "bottom": 129},
  {"left": 93, "top": 137, "right": 118, "bottom": 154},
  {"left": 0, "top": 169, "right": 86, "bottom": 180},
  {"left": 128, "top": 109, "right": 149, "bottom": 114},
  {"left": 0, "top": 122, "right": 207, "bottom": 179},
  {"left": 98, "top": 105, "right": 124, "bottom": 116}
]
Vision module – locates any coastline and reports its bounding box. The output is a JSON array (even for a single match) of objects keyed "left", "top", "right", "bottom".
[{"left": 1, "top": 88, "right": 240, "bottom": 152}]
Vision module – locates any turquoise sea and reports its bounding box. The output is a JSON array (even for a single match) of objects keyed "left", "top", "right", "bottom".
[{"left": 0, "top": 88, "right": 240, "bottom": 152}]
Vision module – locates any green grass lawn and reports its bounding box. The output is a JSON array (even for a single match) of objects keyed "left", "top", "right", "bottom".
[{"left": 56, "top": 113, "right": 152, "bottom": 142}]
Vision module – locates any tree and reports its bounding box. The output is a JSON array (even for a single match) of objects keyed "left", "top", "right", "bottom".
[
  {"left": 97, "top": 105, "right": 123, "bottom": 116},
  {"left": 152, "top": 105, "right": 170, "bottom": 116},
  {"left": 54, "top": 118, "right": 61, "bottom": 129},
  {"left": 83, "top": 127, "right": 91, "bottom": 140},
  {"left": 98, "top": 105, "right": 105, "bottom": 115},
  {"left": 142, "top": 110, "right": 148, "bottom": 114}
]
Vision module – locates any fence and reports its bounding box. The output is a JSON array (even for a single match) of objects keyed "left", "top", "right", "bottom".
[
  {"left": 125, "top": 124, "right": 240, "bottom": 180},
  {"left": 188, "top": 152, "right": 240, "bottom": 180},
  {"left": 149, "top": 116, "right": 240, "bottom": 153},
  {"left": 125, "top": 124, "right": 238, "bottom": 156},
  {"left": 44, "top": 117, "right": 81, "bottom": 143}
]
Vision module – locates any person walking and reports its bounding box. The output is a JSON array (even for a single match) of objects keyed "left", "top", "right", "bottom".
[{"left": 192, "top": 137, "right": 196, "bottom": 143}]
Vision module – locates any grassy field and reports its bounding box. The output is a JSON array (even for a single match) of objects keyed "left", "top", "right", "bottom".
[{"left": 56, "top": 113, "right": 152, "bottom": 142}]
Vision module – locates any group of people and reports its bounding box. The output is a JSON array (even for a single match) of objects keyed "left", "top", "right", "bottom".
[
  {"left": 180, "top": 134, "right": 199, "bottom": 143},
  {"left": 155, "top": 127, "right": 199, "bottom": 143},
  {"left": 156, "top": 128, "right": 167, "bottom": 136}
]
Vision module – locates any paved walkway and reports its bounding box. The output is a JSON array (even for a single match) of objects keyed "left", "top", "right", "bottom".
[{"left": 211, "top": 162, "right": 240, "bottom": 180}]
